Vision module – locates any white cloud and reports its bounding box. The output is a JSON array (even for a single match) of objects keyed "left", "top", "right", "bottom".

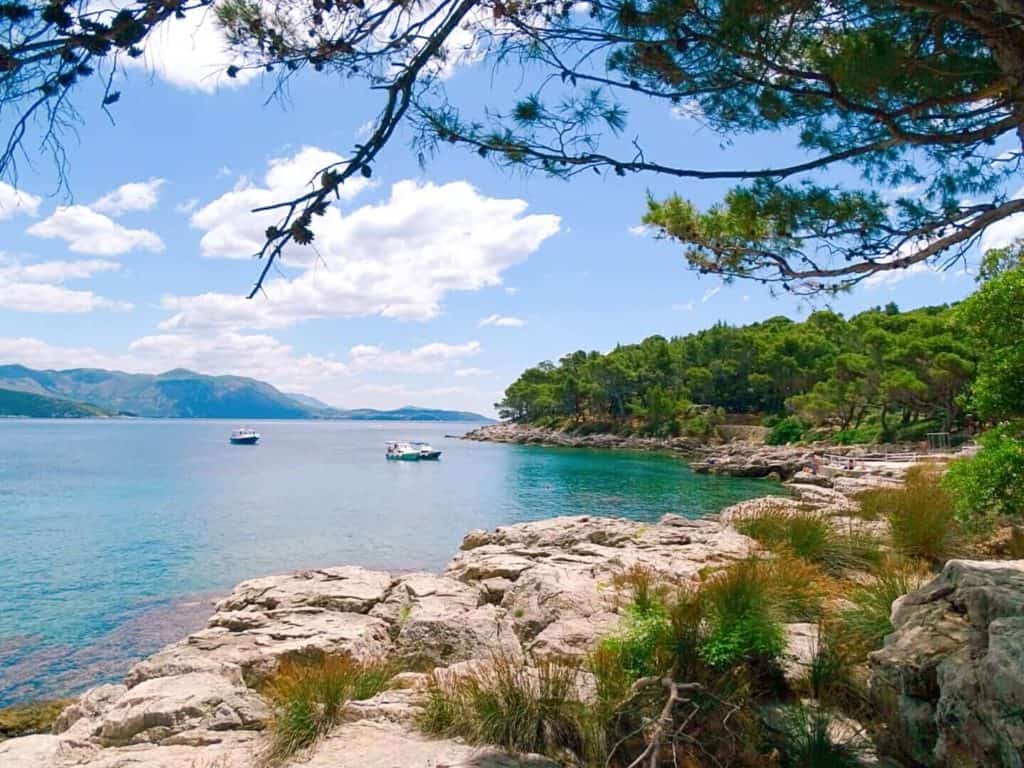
[
  {"left": 628, "top": 225, "right": 651, "bottom": 236},
  {"left": 863, "top": 261, "right": 934, "bottom": 288},
  {"left": 979, "top": 186, "right": 1024, "bottom": 254},
  {"left": 454, "top": 367, "right": 493, "bottom": 377},
  {"left": 0, "top": 258, "right": 130, "bottom": 313},
  {"left": 125, "top": 7, "right": 260, "bottom": 92},
  {"left": 478, "top": 314, "right": 526, "bottom": 327},
  {"left": 348, "top": 341, "right": 480, "bottom": 373},
  {"left": 0, "top": 337, "right": 125, "bottom": 370},
  {"left": 671, "top": 302, "right": 694, "bottom": 312},
  {"left": 742, "top": 294, "right": 750, "bottom": 303},
  {"left": 176, "top": 198, "right": 200, "bottom": 215},
  {"left": 92, "top": 179, "right": 166, "bottom": 216},
  {"left": 3, "top": 258, "right": 121, "bottom": 283},
  {"left": 0, "top": 182, "right": 41, "bottom": 220},
  {"left": 0, "top": 282, "right": 132, "bottom": 313},
  {"left": 167, "top": 156, "right": 559, "bottom": 329},
  {"left": 27, "top": 206, "right": 164, "bottom": 255},
  {"left": 504, "top": 286, "right": 519, "bottom": 295},
  {"left": 701, "top": 286, "right": 721, "bottom": 303},
  {"left": 190, "top": 146, "right": 372, "bottom": 261},
  {"left": 0, "top": 334, "right": 495, "bottom": 412}
]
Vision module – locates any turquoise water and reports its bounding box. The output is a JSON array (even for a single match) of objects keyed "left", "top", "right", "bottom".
[{"left": 0, "top": 419, "right": 780, "bottom": 705}]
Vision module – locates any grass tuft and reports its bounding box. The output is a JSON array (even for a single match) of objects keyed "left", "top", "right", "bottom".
[
  {"left": 418, "top": 655, "right": 602, "bottom": 763},
  {"left": 260, "top": 653, "right": 396, "bottom": 765},
  {"left": 834, "top": 563, "right": 930, "bottom": 655},
  {"left": 777, "top": 705, "right": 867, "bottom": 768},
  {"left": 735, "top": 508, "right": 882, "bottom": 575}
]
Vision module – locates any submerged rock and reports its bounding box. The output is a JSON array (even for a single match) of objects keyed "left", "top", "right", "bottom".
[{"left": 870, "top": 559, "right": 1024, "bottom": 767}]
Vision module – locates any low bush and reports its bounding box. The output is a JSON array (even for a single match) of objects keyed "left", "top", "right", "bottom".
[
  {"left": 777, "top": 705, "right": 868, "bottom": 768},
  {"left": 418, "top": 656, "right": 602, "bottom": 764},
  {"left": 699, "top": 559, "right": 786, "bottom": 669},
  {"left": 261, "top": 654, "right": 396, "bottom": 765},
  {"left": 877, "top": 464, "right": 962, "bottom": 564},
  {"left": 735, "top": 510, "right": 882, "bottom": 575},
  {"left": 944, "top": 426, "right": 1024, "bottom": 521},
  {"left": 766, "top": 416, "right": 807, "bottom": 445},
  {"left": 834, "top": 565, "right": 929, "bottom": 655}
]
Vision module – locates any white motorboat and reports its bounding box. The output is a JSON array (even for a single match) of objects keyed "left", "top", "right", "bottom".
[
  {"left": 230, "top": 427, "right": 260, "bottom": 445},
  {"left": 415, "top": 442, "right": 442, "bottom": 460},
  {"left": 386, "top": 441, "right": 420, "bottom": 460}
]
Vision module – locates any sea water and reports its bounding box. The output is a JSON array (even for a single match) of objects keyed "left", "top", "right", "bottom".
[{"left": 0, "top": 419, "right": 780, "bottom": 705}]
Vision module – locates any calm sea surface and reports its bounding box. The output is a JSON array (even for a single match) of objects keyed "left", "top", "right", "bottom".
[{"left": 0, "top": 419, "right": 780, "bottom": 705}]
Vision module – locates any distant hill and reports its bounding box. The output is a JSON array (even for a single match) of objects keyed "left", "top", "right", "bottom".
[
  {"left": 341, "top": 406, "right": 491, "bottom": 422},
  {"left": 0, "top": 365, "right": 492, "bottom": 421},
  {"left": 0, "top": 388, "right": 113, "bottom": 418}
]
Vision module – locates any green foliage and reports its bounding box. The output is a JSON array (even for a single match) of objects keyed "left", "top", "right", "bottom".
[
  {"left": 944, "top": 426, "right": 1024, "bottom": 520},
  {"left": 699, "top": 559, "right": 786, "bottom": 669},
  {"left": 735, "top": 509, "right": 882, "bottom": 575},
  {"left": 498, "top": 304, "right": 975, "bottom": 441},
  {"left": 866, "top": 465, "right": 962, "bottom": 564},
  {"left": 261, "top": 654, "right": 396, "bottom": 765},
  {"left": 776, "top": 705, "right": 867, "bottom": 768},
  {"left": 418, "top": 656, "right": 601, "bottom": 764},
  {"left": 835, "top": 566, "right": 929, "bottom": 655},
  {"left": 957, "top": 262, "right": 1024, "bottom": 423},
  {"left": 0, "top": 388, "right": 110, "bottom": 418},
  {"left": 766, "top": 416, "right": 807, "bottom": 445}
]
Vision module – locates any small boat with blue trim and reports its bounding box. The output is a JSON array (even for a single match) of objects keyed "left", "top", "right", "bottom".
[{"left": 230, "top": 427, "right": 260, "bottom": 445}]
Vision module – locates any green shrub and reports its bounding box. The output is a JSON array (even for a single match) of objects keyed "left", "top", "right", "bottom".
[
  {"left": 944, "top": 426, "right": 1024, "bottom": 520},
  {"left": 880, "top": 465, "right": 962, "bottom": 564},
  {"left": 699, "top": 559, "right": 786, "bottom": 669},
  {"left": 418, "top": 656, "right": 602, "bottom": 763},
  {"left": 261, "top": 654, "right": 396, "bottom": 765},
  {"left": 735, "top": 510, "right": 883, "bottom": 575},
  {"left": 835, "top": 566, "right": 929, "bottom": 655},
  {"left": 767, "top": 416, "right": 807, "bottom": 445},
  {"left": 777, "top": 705, "right": 867, "bottom": 768}
]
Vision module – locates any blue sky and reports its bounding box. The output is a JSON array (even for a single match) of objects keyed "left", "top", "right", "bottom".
[{"left": 0, "top": 15, "right": 1019, "bottom": 415}]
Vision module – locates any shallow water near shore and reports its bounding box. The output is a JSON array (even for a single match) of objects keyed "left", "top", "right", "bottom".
[{"left": 0, "top": 419, "right": 781, "bottom": 706}]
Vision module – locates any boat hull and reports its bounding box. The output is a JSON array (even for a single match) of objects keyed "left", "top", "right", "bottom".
[
  {"left": 230, "top": 436, "right": 259, "bottom": 445},
  {"left": 386, "top": 453, "right": 419, "bottom": 460},
  {"left": 419, "top": 451, "right": 442, "bottom": 460}
]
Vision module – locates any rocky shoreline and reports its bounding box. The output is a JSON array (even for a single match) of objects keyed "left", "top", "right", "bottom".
[
  {"left": 2, "top": 457, "right": 1020, "bottom": 767},
  {"left": 462, "top": 422, "right": 920, "bottom": 481}
]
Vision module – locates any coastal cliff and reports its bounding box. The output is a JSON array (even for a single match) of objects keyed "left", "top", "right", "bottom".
[{"left": 3, "top": 461, "right": 1021, "bottom": 768}]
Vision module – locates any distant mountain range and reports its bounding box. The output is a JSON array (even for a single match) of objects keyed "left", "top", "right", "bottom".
[{"left": 0, "top": 365, "right": 491, "bottom": 422}]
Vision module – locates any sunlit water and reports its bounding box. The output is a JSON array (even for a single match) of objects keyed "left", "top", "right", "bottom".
[{"left": 0, "top": 419, "right": 781, "bottom": 705}]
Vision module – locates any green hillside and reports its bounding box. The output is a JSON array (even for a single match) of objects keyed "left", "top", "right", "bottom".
[
  {"left": 0, "top": 388, "right": 112, "bottom": 418},
  {"left": 0, "top": 365, "right": 490, "bottom": 421}
]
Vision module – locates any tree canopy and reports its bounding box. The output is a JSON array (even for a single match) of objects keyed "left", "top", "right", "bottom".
[
  {"left": 1, "top": 0, "right": 1022, "bottom": 296},
  {"left": 496, "top": 300, "right": 980, "bottom": 440}
]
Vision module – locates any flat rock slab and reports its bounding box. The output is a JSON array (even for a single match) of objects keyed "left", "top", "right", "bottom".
[{"left": 285, "top": 720, "right": 559, "bottom": 768}]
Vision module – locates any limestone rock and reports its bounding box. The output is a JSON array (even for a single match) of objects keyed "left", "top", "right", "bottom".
[
  {"left": 285, "top": 720, "right": 558, "bottom": 768},
  {"left": 370, "top": 573, "right": 522, "bottom": 665},
  {"left": 95, "top": 672, "right": 269, "bottom": 745},
  {"left": 781, "top": 623, "right": 819, "bottom": 686},
  {"left": 214, "top": 566, "right": 393, "bottom": 614},
  {"left": 54, "top": 684, "right": 128, "bottom": 736},
  {"left": 128, "top": 610, "right": 393, "bottom": 686},
  {"left": 870, "top": 559, "right": 1024, "bottom": 767},
  {"left": 0, "top": 734, "right": 62, "bottom": 768}
]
